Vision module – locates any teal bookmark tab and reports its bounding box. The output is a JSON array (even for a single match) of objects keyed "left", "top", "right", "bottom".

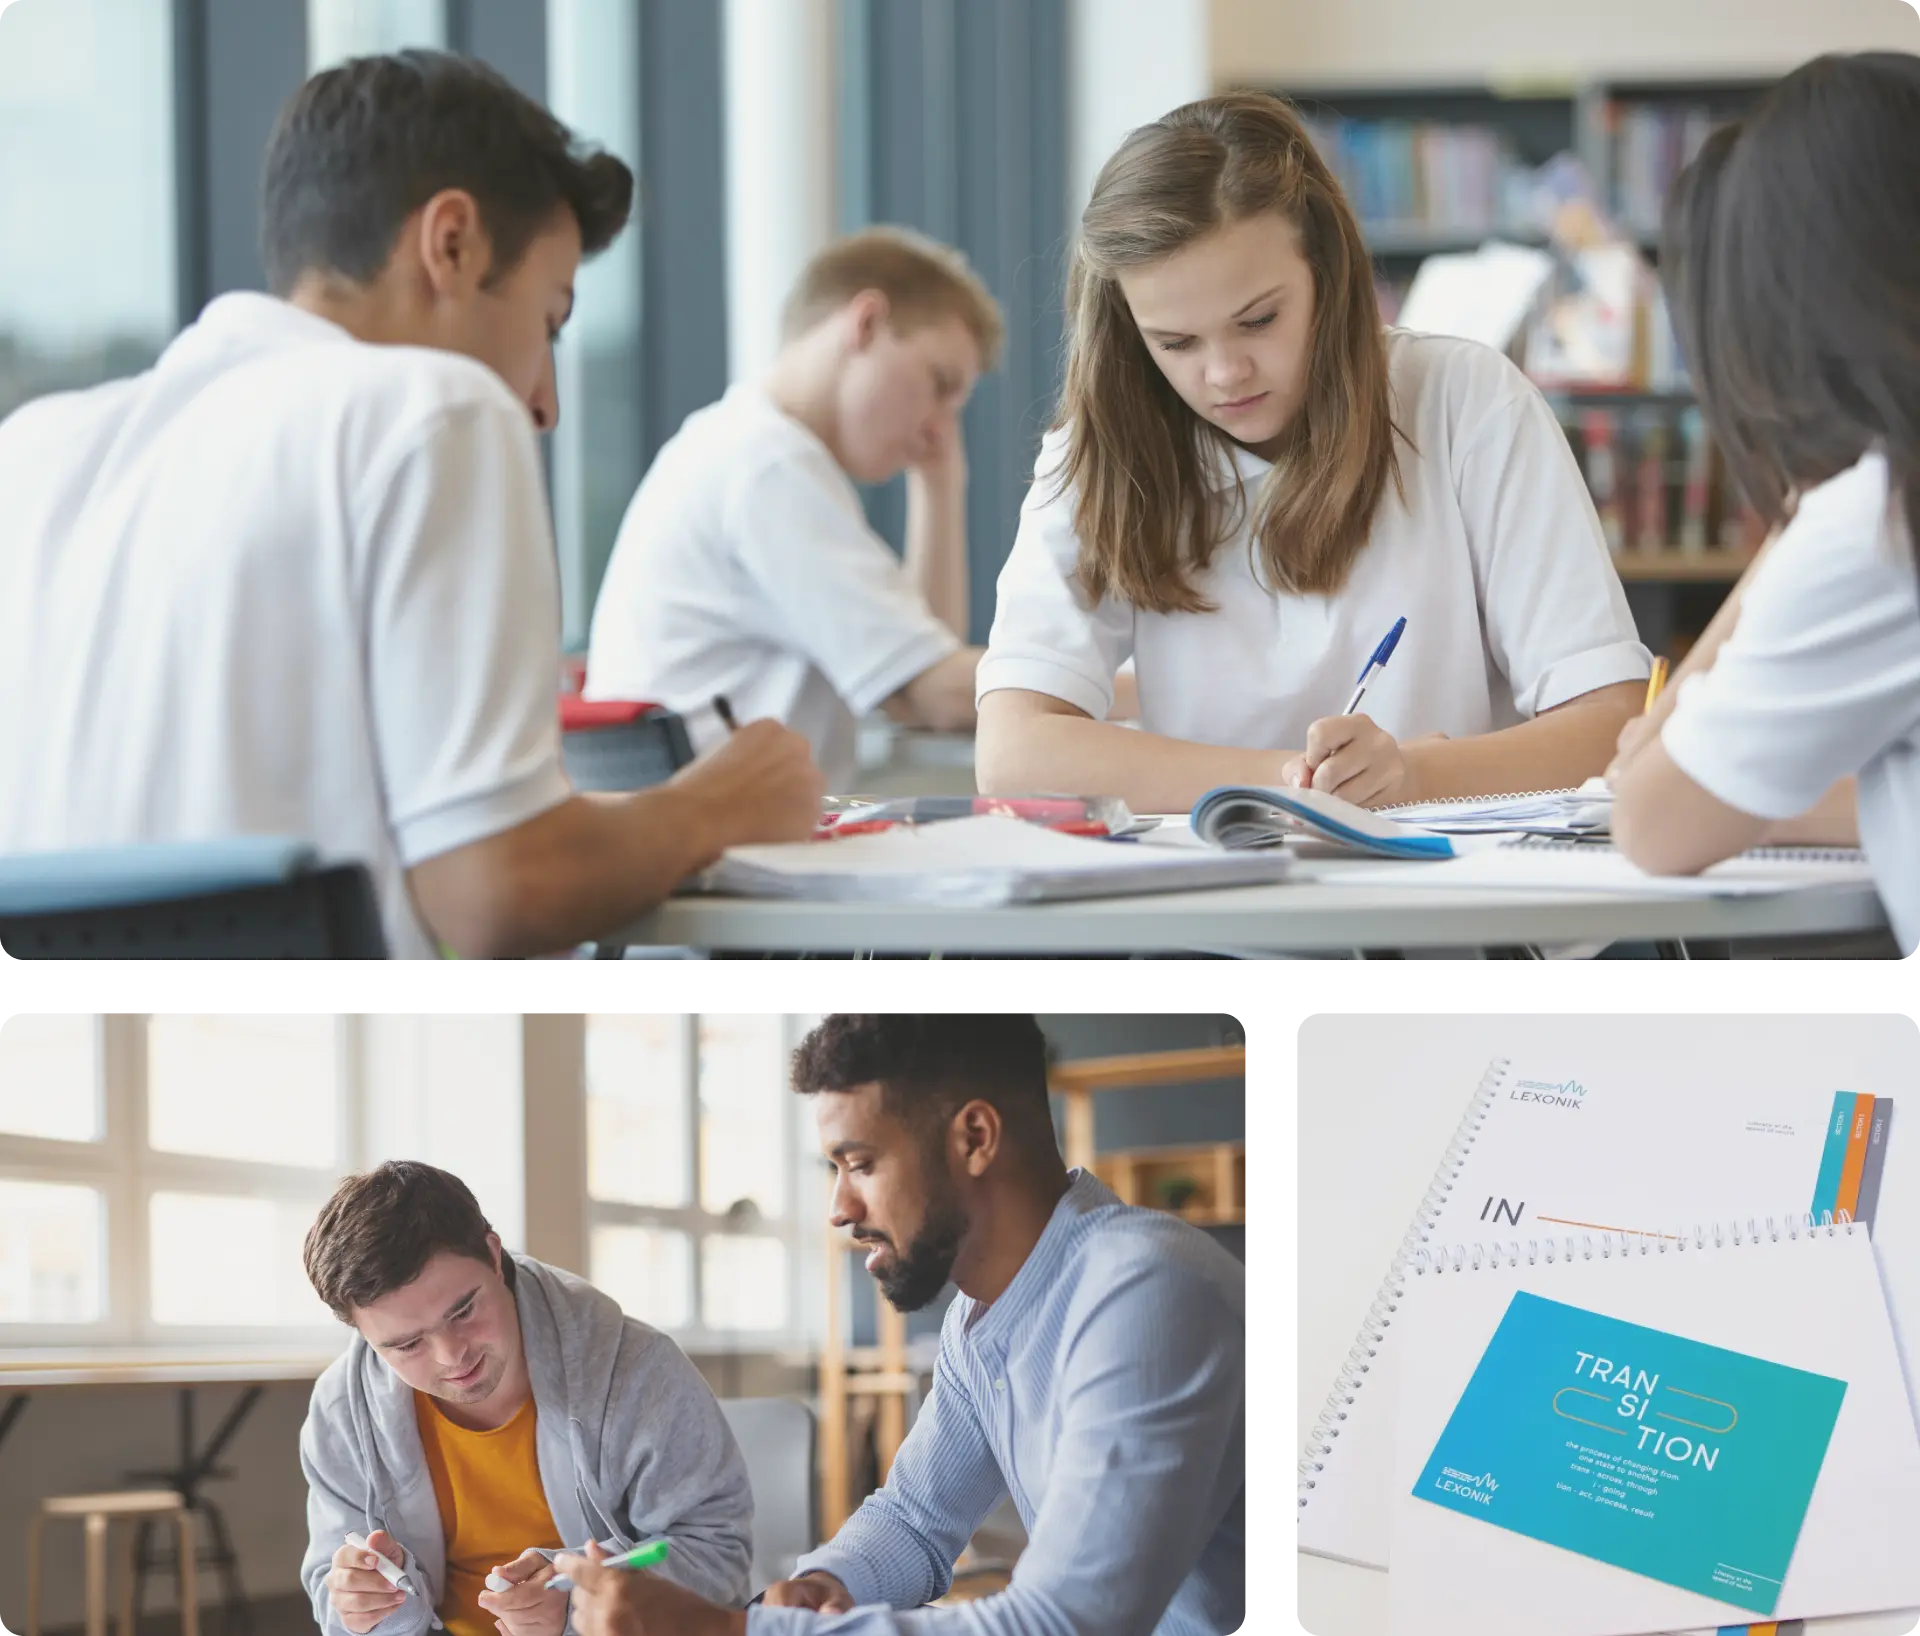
[{"left": 1810, "top": 1092, "right": 1859, "bottom": 1222}]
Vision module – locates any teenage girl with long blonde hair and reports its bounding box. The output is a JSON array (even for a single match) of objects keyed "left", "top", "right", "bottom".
[{"left": 976, "top": 92, "right": 1652, "bottom": 812}]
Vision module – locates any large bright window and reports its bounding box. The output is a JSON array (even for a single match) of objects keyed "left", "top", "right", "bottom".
[
  {"left": 586, "top": 1015, "right": 814, "bottom": 1348},
  {"left": 0, "top": 1015, "right": 349, "bottom": 1345},
  {"left": 0, "top": 0, "right": 177, "bottom": 419},
  {"left": 546, "top": 0, "right": 645, "bottom": 648},
  {"left": 307, "top": 0, "right": 448, "bottom": 70}
]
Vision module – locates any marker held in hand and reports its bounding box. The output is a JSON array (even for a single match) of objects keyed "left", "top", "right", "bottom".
[{"left": 547, "top": 1538, "right": 670, "bottom": 1593}]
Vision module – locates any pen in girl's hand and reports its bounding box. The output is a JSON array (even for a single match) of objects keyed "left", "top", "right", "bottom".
[
  {"left": 713, "top": 695, "right": 738, "bottom": 733},
  {"left": 1344, "top": 616, "right": 1407, "bottom": 715}
]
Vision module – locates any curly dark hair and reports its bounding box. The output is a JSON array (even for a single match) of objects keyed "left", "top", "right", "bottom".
[{"left": 791, "top": 1015, "right": 1058, "bottom": 1153}]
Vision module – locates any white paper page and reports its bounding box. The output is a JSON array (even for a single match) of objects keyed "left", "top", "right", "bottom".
[
  {"left": 1398, "top": 241, "right": 1557, "bottom": 350},
  {"left": 696, "top": 814, "right": 1290, "bottom": 904},
  {"left": 1341, "top": 841, "right": 1872, "bottom": 896},
  {"left": 1431, "top": 1062, "right": 1864, "bottom": 1245},
  {"left": 1388, "top": 1231, "right": 1920, "bottom": 1636},
  {"left": 1385, "top": 779, "right": 1614, "bottom": 833}
]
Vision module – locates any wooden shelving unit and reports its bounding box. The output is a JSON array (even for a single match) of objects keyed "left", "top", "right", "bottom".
[
  {"left": 815, "top": 1041, "right": 1246, "bottom": 1535},
  {"left": 1052, "top": 1044, "right": 1246, "bottom": 1175},
  {"left": 1092, "top": 1141, "right": 1247, "bottom": 1226},
  {"left": 818, "top": 1232, "right": 912, "bottom": 1536},
  {"left": 1612, "top": 550, "right": 1755, "bottom": 584}
]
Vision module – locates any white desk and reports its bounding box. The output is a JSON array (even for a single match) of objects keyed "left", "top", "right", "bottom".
[
  {"left": 1297, "top": 1016, "right": 1920, "bottom": 1636},
  {"left": 612, "top": 857, "right": 1888, "bottom": 956}
]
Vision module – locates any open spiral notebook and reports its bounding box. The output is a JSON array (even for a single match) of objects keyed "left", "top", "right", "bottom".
[
  {"left": 1338, "top": 834, "right": 1873, "bottom": 896},
  {"left": 1300, "top": 1056, "right": 1900, "bottom": 1573},
  {"left": 1387, "top": 1223, "right": 1920, "bottom": 1636},
  {"left": 1382, "top": 778, "right": 1616, "bottom": 835}
]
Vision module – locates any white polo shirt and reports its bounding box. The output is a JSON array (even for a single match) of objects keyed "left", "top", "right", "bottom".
[
  {"left": 978, "top": 329, "right": 1650, "bottom": 756},
  {"left": 585, "top": 383, "right": 960, "bottom": 792},
  {"left": 1662, "top": 452, "right": 1920, "bottom": 955},
  {"left": 0, "top": 293, "right": 572, "bottom": 958}
]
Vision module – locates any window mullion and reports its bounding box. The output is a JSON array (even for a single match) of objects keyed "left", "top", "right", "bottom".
[
  {"left": 338, "top": 1014, "right": 366, "bottom": 1174},
  {"left": 684, "top": 1015, "right": 703, "bottom": 1328},
  {"left": 112, "top": 1015, "right": 150, "bottom": 1346}
]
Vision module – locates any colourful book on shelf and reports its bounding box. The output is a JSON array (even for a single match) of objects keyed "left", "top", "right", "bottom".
[
  {"left": 1636, "top": 414, "right": 1669, "bottom": 552},
  {"left": 1582, "top": 409, "right": 1623, "bottom": 553},
  {"left": 1678, "top": 407, "right": 1711, "bottom": 553}
]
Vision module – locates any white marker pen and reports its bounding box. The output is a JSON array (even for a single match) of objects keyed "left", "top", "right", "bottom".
[{"left": 346, "top": 1533, "right": 418, "bottom": 1598}]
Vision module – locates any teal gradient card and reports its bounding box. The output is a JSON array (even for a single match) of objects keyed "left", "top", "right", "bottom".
[{"left": 1413, "top": 1291, "right": 1847, "bottom": 1614}]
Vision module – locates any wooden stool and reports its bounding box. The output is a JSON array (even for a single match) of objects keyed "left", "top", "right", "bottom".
[{"left": 26, "top": 1491, "right": 199, "bottom": 1636}]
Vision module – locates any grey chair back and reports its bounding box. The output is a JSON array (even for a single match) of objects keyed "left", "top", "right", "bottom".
[{"left": 718, "top": 1396, "right": 818, "bottom": 1596}]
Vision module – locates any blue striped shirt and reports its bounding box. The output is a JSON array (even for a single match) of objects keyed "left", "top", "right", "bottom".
[{"left": 748, "top": 1170, "right": 1245, "bottom": 1636}]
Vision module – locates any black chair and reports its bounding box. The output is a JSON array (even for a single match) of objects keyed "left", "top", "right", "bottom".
[
  {"left": 559, "top": 697, "right": 696, "bottom": 791},
  {"left": 559, "top": 699, "right": 698, "bottom": 959},
  {"left": 0, "top": 838, "right": 388, "bottom": 958}
]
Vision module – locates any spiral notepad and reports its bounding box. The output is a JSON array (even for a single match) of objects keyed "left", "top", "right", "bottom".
[
  {"left": 1388, "top": 1221, "right": 1920, "bottom": 1636},
  {"left": 1383, "top": 780, "right": 1614, "bottom": 835},
  {"left": 1339, "top": 833, "right": 1873, "bottom": 896},
  {"left": 1299, "top": 1055, "right": 1899, "bottom": 1570}
]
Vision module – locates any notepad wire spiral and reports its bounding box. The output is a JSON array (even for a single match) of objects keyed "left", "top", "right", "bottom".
[
  {"left": 1412, "top": 1211, "right": 1858, "bottom": 1275},
  {"left": 1382, "top": 786, "right": 1580, "bottom": 810},
  {"left": 1297, "top": 1056, "right": 1510, "bottom": 1514}
]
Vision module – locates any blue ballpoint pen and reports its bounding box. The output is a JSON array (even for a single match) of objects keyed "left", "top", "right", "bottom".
[{"left": 1343, "top": 616, "right": 1406, "bottom": 714}]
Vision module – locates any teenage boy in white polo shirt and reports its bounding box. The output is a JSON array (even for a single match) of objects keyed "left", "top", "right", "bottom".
[
  {"left": 584, "top": 230, "right": 1000, "bottom": 793},
  {"left": 0, "top": 51, "right": 822, "bottom": 957}
]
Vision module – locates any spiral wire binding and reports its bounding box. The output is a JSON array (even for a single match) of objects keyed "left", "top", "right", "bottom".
[
  {"left": 1383, "top": 786, "right": 1580, "bottom": 811},
  {"left": 1297, "top": 1056, "right": 1510, "bottom": 1513},
  {"left": 1500, "top": 835, "right": 1865, "bottom": 863},
  {"left": 1411, "top": 1210, "right": 1858, "bottom": 1275}
]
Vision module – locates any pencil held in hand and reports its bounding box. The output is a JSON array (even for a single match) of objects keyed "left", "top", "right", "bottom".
[
  {"left": 1643, "top": 656, "right": 1669, "bottom": 713},
  {"left": 713, "top": 695, "right": 738, "bottom": 733}
]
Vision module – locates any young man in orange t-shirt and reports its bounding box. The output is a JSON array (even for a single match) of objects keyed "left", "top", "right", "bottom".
[{"left": 298, "top": 1162, "right": 751, "bottom": 1636}]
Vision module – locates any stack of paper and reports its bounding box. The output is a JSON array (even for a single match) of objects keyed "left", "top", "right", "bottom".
[
  {"left": 687, "top": 814, "right": 1292, "bottom": 907},
  {"left": 1340, "top": 837, "right": 1872, "bottom": 898},
  {"left": 1383, "top": 779, "right": 1615, "bottom": 836}
]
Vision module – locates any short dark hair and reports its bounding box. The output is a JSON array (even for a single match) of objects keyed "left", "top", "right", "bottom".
[
  {"left": 791, "top": 1015, "right": 1057, "bottom": 1151},
  {"left": 260, "top": 50, "right": 634, "bottom": 296},
  {"left": 1662, "top": 52, "right": 1920, "bottom": 566},
  {"left": 304, "top": 1160, "right": 500, "bottom": 1322}
]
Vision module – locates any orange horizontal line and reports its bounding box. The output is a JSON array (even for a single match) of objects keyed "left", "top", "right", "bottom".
[{"left": 1536, "top": 1215, "right": 1686, "bottom": 1240}]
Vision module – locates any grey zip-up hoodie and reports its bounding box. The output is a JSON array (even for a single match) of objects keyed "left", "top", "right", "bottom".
[{"left": 299, "top": 1254, "right": 752, "bottom": 1634}]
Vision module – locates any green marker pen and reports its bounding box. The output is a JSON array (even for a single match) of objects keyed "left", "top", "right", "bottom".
[{"left": 547, "top": 1538, "right": 669, "bottom": 1592}]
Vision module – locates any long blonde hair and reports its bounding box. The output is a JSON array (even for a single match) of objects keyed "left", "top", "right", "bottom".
[{"left": 1057, "top": 93, "right": 1402, "bottom": 613}]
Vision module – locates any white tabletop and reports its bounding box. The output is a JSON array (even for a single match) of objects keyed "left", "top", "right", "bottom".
[
  {"left": 613, "top": 857, "right": 1887, "bottom": 955},
  {"left": 1297, "top": 1015, "right": 1920, "bottom": 1636}
]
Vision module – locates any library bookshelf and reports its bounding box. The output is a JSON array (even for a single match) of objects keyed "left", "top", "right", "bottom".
[{"left": 1256, "top": 74, "right": 1776, "bottom": 653}]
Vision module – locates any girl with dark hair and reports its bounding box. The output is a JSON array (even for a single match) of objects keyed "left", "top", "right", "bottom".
[
  {"left": 1610, "top": 52, "right": 1920, "bottom": 955},
  {"left": 975, "top": 92, "right": 1652, "bottom": 813}
]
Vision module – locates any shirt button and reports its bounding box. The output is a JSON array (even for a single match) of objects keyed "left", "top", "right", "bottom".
[{"left": 994, "top": 1378, "right": 1006, "bottom": 1390}]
